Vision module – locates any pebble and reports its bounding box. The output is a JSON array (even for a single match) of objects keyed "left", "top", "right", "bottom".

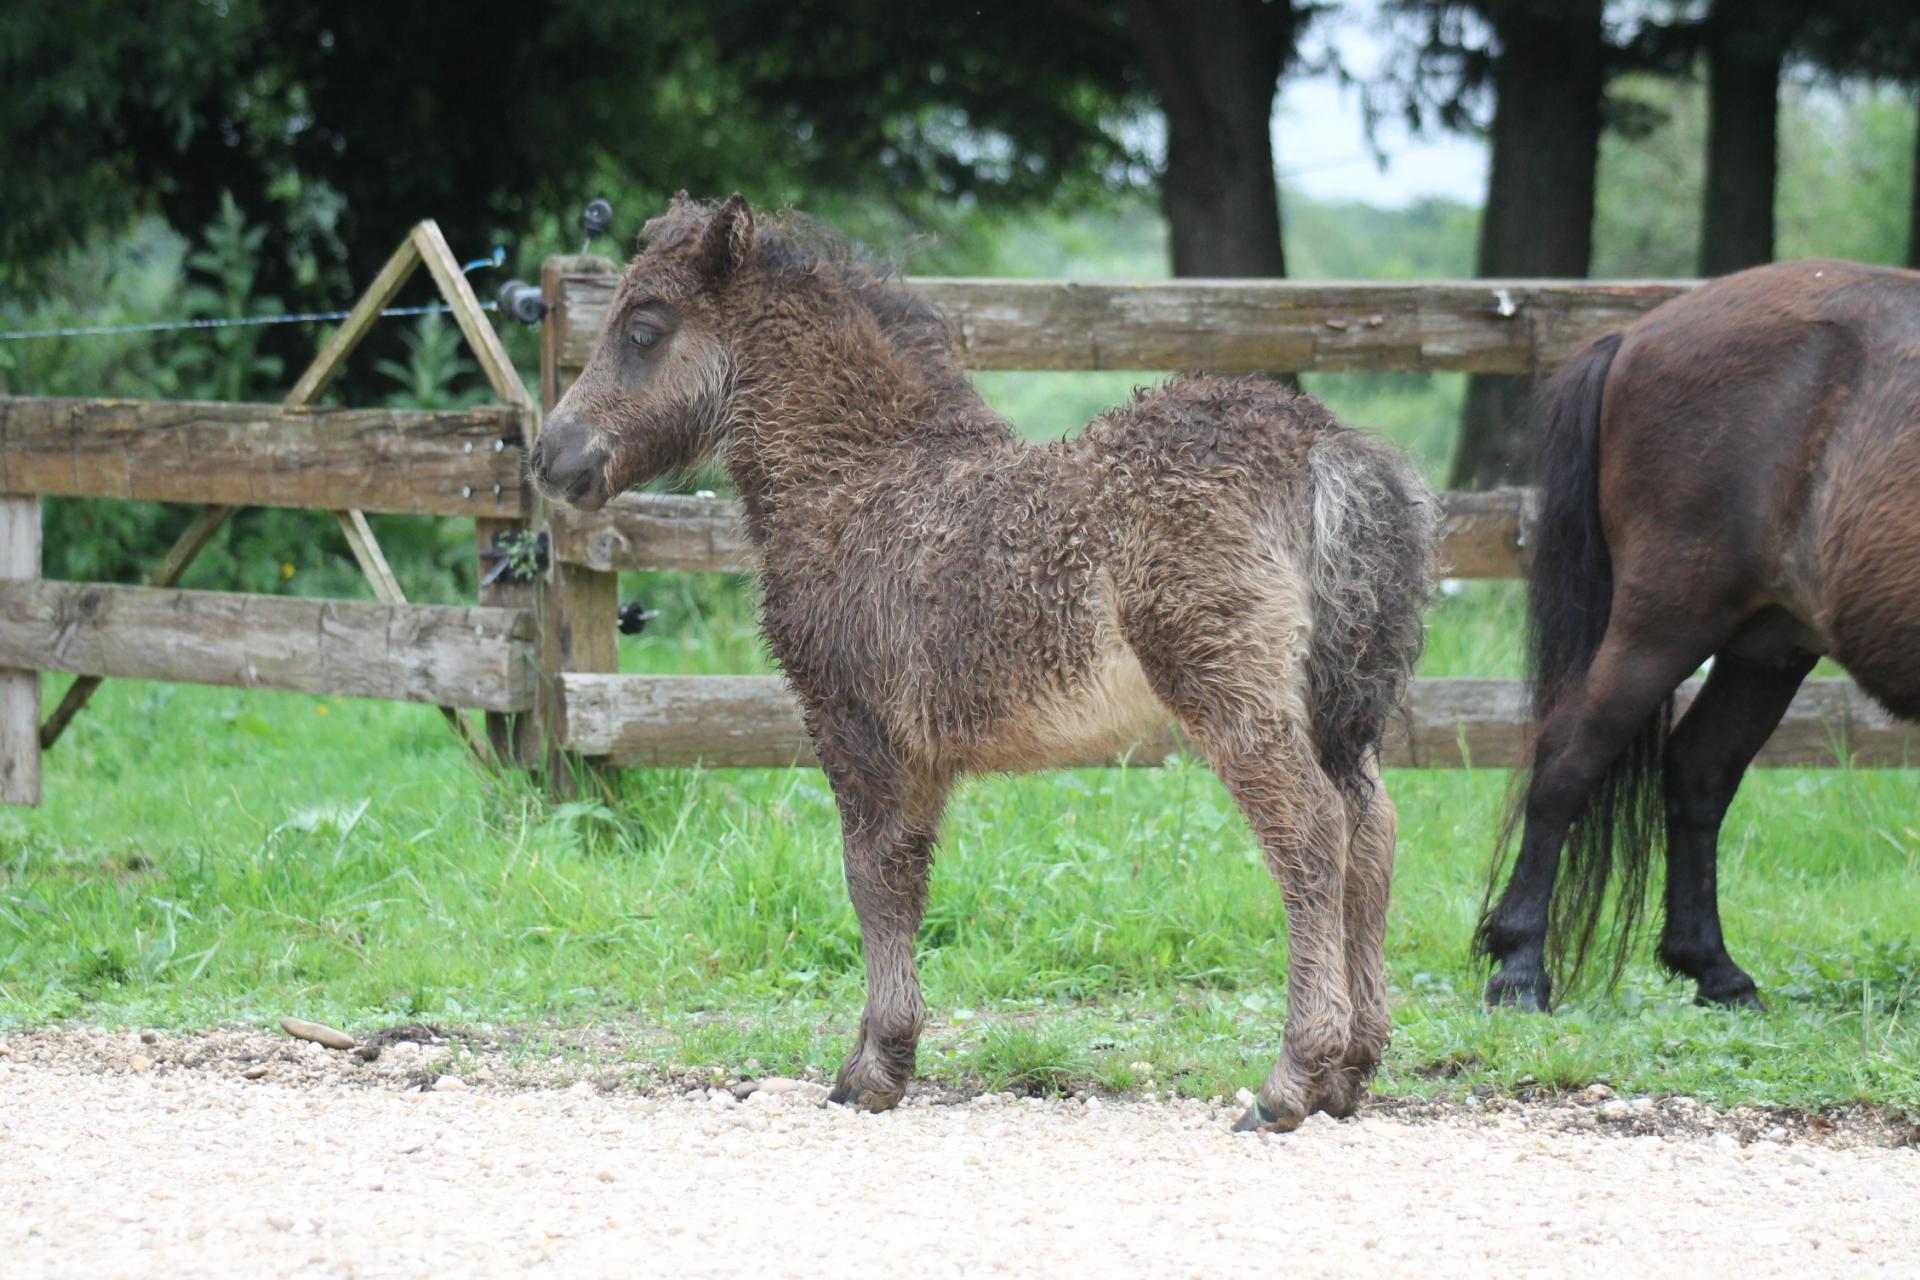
[
  {"left": 129, "top": 1056, "right": 154, "bottom": 1073},
  {"left": 241, "top": 1066, "right": 269, "bottom": 1081},
  {"left": 280, "top": 1019, "right": 356, "bottom": 1052},
  {"left": 432, "top": 1075, "right": 468, "bottom": 1093}
]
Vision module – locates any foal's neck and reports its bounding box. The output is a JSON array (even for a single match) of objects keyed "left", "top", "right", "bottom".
[{"left": 726, "top": 298, "right": 1014, "bottom": 531}]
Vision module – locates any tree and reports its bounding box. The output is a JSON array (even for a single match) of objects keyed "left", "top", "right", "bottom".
[
  {"left": 1621, "top": 1, "right": 1812, "bottom": 275},
  {"left": 702, "top": 0, "right": 1315, "bottom": 278},
  {"left": 1125, "top": 1, "right": 1303, "bottom": 275},
  {"left": 1799, "top": 2, "right": 1920, "bottom": 268},
  {"left": 1696, "top": 1, "right": 1807, "bottom": 274},
  {"left": 1388, "top": 0, "right": 1612, "bottom": 488},
  {"left": 0, "top": 0, "right": 780, "bottom": 385}
]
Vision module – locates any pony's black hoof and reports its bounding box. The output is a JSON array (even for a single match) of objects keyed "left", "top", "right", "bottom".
[
  {"left": 1696, "top": 985, "right": 1765, "bottom": 1012},
  {"left": 1231, "top": 1097, "right": 1303, "bottom": 1134},
  {"left": 1485, "top": 967, "right": 1551, "bottom": 1012}
]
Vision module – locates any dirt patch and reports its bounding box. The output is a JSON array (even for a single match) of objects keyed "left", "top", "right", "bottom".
[
  {"left": 4, "top": 1028, "right": 1918, "bottom": 1278},
  {"left": 3, "top": 1024, "right": 1912, "bottom": 1148}
]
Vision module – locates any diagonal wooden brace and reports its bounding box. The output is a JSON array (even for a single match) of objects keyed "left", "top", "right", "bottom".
[{"left": 38, "top": 227, "right": 512, "bottom": 765}]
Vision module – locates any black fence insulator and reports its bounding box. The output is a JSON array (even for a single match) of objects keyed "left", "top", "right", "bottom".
[
  {"left": 617, "top": 601, "right": 659, "bottom": 636},
  {"left": 496, "top": 280, "right": 548, "bottom": 325},
  {"left": 582, "top": 198, "right": 615, "bottom": 240}
]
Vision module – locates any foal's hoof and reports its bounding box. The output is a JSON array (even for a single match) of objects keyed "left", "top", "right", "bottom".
[
  {"left": 1485, "top": 967, "right": 1551, "bottom": 1013},
  {"left": 1231, "top": 1097, "right": 1305, "bottom": 1135},
  {"left": 1319, "top": 1071, "right": 1366, "bottom": 1120},
  {"left": 825, "top": 1080, "right": 905, "bottom": 1113}
]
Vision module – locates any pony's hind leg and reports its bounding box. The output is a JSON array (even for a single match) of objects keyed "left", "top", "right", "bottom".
[
  {"left": 1481, "top": 614, "right": 1729, "bottom": 1010},
  {"left": 1660, "top": 648, "right": 1815, "bottom": 1009},
  {"left": 814, "top": 717, "right": 952, "bottom": 1113},
  {"left": 1325, "top": 763, "right": 1395, "bottom": 1117}
]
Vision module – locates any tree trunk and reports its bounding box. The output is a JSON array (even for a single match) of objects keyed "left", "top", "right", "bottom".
[
  {"left": 1910, "top": 91, "right": 1920, "bottom": 271},
  {"left": 1126, "top": 0, "right": 1292, "bottom": 277},
  {"left": 1699, "top": 6, "right": 1792, "bottom": 276},
  {"left": 1451, "top": 0, "right": 1605, "bottom": 491}
]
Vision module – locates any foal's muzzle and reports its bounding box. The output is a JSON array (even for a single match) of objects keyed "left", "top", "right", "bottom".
[{"left": 529, "top": 414, "right": 613, "bottom": 511}]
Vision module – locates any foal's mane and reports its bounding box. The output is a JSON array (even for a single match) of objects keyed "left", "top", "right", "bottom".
[{"left": 642, "top": 199, "right": 983, "bottom": 409}]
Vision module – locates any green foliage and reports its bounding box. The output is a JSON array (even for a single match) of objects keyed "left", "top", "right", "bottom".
[
  {"left": 176, "top": 192, "right": 286, "bottom": 402},
  {"left": 1285, "top": 195, "right": 1479, "bottom": 279},
  {"left": 1777, "top": 83, "right": 1917, "bottom": 265},
  {"left": 4, "top": 192, "right": 494, "bottom": 601},
  {"left": 1594, "top": 73, "right": 1918, "bottom": 276},
  {"left": 375, "top": 313, "right": 487, "bottom": 411}
]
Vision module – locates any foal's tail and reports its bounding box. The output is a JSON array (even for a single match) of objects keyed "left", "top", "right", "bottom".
[
  {"left": 1475, "top": 331, "right": 1667, "bottom": 990},
  {"left": 1302, "top": 429, "right": 1438, "bottom": 787}
]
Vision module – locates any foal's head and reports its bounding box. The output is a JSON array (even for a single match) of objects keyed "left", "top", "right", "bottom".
[
  {"left": 531, "top": 193, "right": 761, "bottom": 511},
  {"left": 532, "top": 193, "right": 975, "bottom": 511}
]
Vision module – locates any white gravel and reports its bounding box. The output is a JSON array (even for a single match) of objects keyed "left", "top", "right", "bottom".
[{"left": 3, "top": 1030, "right": 1916, "bottom": 1278}]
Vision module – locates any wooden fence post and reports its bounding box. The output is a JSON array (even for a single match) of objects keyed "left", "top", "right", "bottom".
[
  {"left": 529, "top": 254, "right": 621, "bottom": 793},
  {"left": 0, "top": 495, "right": 41, "bottom": 805}
]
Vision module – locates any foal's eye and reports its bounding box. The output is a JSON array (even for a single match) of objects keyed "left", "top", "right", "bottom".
[{"left": 630, "top": 321, "right": 663, "bottom": 352}]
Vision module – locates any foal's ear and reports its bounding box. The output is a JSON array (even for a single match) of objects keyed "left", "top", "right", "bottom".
[{"left": 696, "top": 193, "right": 754, "bottom": 281}]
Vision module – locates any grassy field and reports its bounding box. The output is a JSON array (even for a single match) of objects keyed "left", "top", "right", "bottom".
[
  {"left": 4, "top": 206, "right": 1916, "bottom": 1111},
  {"left": 3, "top": 566, "right": 1916, "bottom": 1113}
]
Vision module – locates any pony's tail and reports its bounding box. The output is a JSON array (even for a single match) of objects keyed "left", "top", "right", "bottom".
[{"left": 1476, "top": 331, "right": 1668, "bottom": 992}]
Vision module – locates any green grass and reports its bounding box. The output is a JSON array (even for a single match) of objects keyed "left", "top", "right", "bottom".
[{"left": 3, "top": 576, "right": 1916, "bottom": 1114}]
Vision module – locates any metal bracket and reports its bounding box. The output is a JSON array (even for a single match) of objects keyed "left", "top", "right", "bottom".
[{"left": 618, "top": 600, "right": 659, "bottom": 636}]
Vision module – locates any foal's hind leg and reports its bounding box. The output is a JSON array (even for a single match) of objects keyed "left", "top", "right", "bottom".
[
  {"left": 1660, "top": 649, "right": 1814, "bottom": 1009},
  {"left": 1133, "top": 641, "right": 1355, "bottom": 1130},
  {"left": 1211, "top": 730, "right": 1353, "bottom": 1131},
  {"left": 1325, "top": 764, "right": 1395, "bottom": 1117}
]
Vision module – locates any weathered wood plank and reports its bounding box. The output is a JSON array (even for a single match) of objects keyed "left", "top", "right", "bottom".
[
  {"left": 0, "top": 497, "right": 39, "bottom": 804},
  {"left": 558, "top": 674, "right": 1915, "bottom": 770},
  {"left": 0, "top": 581, "right": 535, "bottom": 711},
  {"left": 549, "top": 488, "right": 1537, "bottom": 580},
  {"left": 548, "top": 492, "right": 756, "bottom": 575},
  {"left": 0, "top": 397, "right": 525, "bottom": 516},
  {"left": 1437, "top": 488, "right": 1535, "bottom": 579},
  {"left": 551, "top": 268, "right": 1692, "bottom": 375}
]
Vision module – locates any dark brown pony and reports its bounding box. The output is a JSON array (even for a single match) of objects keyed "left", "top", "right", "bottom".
[
  {"left": 1480, "top": 259, "right": 1920, "bottom": 1010},
  {"left": 532, "top": 195, "right": 1436, "bottom": 1130}
]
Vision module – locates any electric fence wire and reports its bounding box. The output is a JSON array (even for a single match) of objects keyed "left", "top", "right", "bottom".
[{"left": 0, "top": 250, "right": 507, "bottom": 343}]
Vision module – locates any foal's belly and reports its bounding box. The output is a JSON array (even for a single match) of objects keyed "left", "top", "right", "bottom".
[{"left": 964, "top": 642, "right": 1174, "bottom": 773}]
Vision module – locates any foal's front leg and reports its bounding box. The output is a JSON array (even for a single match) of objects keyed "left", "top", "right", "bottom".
[{"left": 820, "top": 758, "right": 952, "bottom": 1113}]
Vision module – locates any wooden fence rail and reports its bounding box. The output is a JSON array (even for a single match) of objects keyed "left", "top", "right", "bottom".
[
  {"left": 557, "top": 674, "right": 1917, "bottom": 770},
  {"left": 551, "top": 274, "right": 1692, "bottom": 376},
  {"left": 0, "top": 581, "right": 534, "bottom": 711},
  {"left": 548, "top": 487, "right": 1539, "bottom": 579},
  {"left": 0, "top": 397, "right": 526, "bottom": 517}
]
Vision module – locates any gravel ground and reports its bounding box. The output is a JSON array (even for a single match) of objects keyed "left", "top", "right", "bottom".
[{"left": 3, "top": 1029, "right": 1916, "bottom": 1279}]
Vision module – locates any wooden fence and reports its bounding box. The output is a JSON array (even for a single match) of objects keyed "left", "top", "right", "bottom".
[
  {"left": 2, "top": 253, "right": 1913, "bottom": 805},
  {"left": 534, "top": 260, "right": 1915, "bottom": 774}
]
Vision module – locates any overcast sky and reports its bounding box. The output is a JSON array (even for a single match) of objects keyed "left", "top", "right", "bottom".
[{"left": 1277, "top": 1, "right": 1490, "bottom": 206}]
